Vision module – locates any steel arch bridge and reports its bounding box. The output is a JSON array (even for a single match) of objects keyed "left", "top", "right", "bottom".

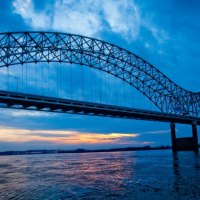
[{"left": 0, "top": 32, "right": 199, "bottom": 117}]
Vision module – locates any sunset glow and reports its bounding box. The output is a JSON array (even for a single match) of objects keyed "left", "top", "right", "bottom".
[{"left": 0, "top": 127, "right": 142, "bottom": 145}]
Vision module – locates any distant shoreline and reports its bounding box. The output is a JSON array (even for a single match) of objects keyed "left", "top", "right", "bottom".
[{"left": 0, "top": 146, "right": 172, "bottom": 156}]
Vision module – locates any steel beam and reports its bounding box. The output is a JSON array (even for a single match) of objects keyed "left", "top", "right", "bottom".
[
  {"left": 0, "top": 90, "right": 200, "bottom": 125},
  {"left": 0, "top": 32, "right": 199, "bottom": 117}
]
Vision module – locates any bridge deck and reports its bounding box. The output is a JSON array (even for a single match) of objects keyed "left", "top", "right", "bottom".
[{"left": 0, "top": 90, "right": 199, "bottom": 125}]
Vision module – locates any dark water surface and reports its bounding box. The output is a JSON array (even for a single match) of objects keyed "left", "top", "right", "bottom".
[{"left": 0, "top": 150, "right": 200, "bottom": 200}]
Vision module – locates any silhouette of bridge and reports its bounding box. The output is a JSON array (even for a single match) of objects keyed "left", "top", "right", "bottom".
[{"left": 0, "top": 31, "right": 199, "bottom": 151}]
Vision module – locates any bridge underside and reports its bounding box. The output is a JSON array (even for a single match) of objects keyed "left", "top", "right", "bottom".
[
  {"left": 0, "top": 90, "right": 199, "bottom": 152},
  {"left": 0, "top": 90, "right": 200, "bottom": 125}
]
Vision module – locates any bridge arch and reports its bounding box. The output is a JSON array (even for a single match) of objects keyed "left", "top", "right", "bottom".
[{"left": 0, "top": 32, "right": 198, "bottom": 116}]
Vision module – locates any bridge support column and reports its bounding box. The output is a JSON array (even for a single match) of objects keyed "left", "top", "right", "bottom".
[
  {"left": 170, "top": 123, "right": 176, "bottom": 151},
  {"left": 192, "top": 121, "right": 199, "bottom": 151},
  {"left": 170, "top": 122, "right": 199, "bottom": 152}
]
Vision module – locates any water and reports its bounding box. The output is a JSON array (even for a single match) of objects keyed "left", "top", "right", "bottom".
[{"left": 0, "top": 150, "right": 200, "bottom": 200}]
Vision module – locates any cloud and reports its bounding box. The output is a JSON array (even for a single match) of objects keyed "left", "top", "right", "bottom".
[
  {"left": 52, "top": 0, "right": 103, "bottom": 36},
  {"left": 12, "top": 0, "right": 51, "bottom": 29},
  {"left": 140, "top": 129, "right": 171, "bottom": 135},
  {"left": 0, "top": 109, "right": 55, "bottom": 118},
  {"left": 102, "top": 0, "right": 140, "bottom": 41},
  {"left": 140, "top": 129, "right": 179, "bottom": 135},
  {"left": 0, "top": 126, "right": 140, "bottom": 146},
  {"left": 12, "top": 0, "right": 170, "bottom": 45},
  {"left": 143, "top": 21, "right": 169, "bottom": 44},
  {"left": 8, "top": 110, "right": 54, "bottom": 117},
  {"left": 12, "top": 0, "right": 141, "bottom": 41}
]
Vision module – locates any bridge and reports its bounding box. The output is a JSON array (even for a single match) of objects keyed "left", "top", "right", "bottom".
[{"left": 0, "top": 31, "right": 199, "bottom": 151}]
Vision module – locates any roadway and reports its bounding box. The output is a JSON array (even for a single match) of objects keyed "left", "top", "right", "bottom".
[{"left": 0, "top": 90, "right": 199, "bottom": 125}]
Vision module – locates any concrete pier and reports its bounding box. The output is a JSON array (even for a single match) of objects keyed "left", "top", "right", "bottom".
[{"left": 170, "top": 122, "right": 199, "bottom": 151}]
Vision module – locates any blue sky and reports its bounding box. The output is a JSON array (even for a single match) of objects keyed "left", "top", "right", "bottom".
[{"left": 0, "top": 0, "right": 199, "bottom": 151}]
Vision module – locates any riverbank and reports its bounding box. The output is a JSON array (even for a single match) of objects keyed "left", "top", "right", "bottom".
[{"left": 0, "top": 145, "right": 172, "bottom": 156}]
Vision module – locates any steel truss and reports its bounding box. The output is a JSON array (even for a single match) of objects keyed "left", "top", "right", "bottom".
[{"left": 0, "top": 32, "right": 199, "bottom": 117}]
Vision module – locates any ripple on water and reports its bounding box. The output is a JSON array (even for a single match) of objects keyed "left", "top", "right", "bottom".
[{"left": 0, "top": 150, "right": 200, "bottom": 200}]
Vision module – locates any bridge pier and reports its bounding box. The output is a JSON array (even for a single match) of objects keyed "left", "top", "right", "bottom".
[{"left": 170, "top": 122, "right": 199, "bottom": 152}]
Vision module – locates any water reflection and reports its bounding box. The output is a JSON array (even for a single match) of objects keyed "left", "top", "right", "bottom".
[
  {"left": 0, "top": 150, "right": 200, "bottom": 199},
  {"left": 172, "top": 152, "right": 182, "bottom": 193},
  {"left": 172, "top": 151, "right": 200, "bottom": 198}
]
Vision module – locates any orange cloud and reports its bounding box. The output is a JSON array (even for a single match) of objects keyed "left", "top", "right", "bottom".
[{"left": 0, "top": 127, "right": 140, "bottom": 145}]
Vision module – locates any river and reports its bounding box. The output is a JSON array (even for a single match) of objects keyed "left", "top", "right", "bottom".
[{"left": 0, "top": 150, "right": 200, "bottom": 199}]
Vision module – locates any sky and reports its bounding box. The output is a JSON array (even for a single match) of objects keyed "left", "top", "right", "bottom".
[{"left": 0, "top": 0, "right": 200, "bottom": 151}]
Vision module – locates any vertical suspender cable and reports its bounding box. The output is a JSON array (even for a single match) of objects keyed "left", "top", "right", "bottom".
[
  {"left": 7, "top": 67, "right": 9, "bottom": 91},
  {"left": 26, "top": 63, "right": 28, "bottom": 93},
  {"left": 42, "top": 62, "right": 43, "bottom": 95},
  {"left": 81, "top": 65, "right": 84, "bottom": 100},
  {"left": 56, "top": 62, "right": 59, "bottom": 97},
  {"left": 107, "top": 72, "right": 110, "bottom": 104},
  {"left": 48, "top": 63, "right": 50, "bottom": 96},
  {"left": 35, "top": 63, "right": 37, "bottom": 94},
  {"left": 16, "top": 77, "right": 19, "bottom": 92},
  {"left": 114, "top": 76, "right": 117, "bottom": 106},
  {"left": 22, "top": 64, "right": 24, "bottom": 92},
  {"left": 99, "top": 71, "right": 102, "bottom": 103},
  {"left": 59, "top": 64, "right": 61, "bottom": 98},
  {"left": 105, "top": 72, "right": 107, "bottom": 104},
  {"left": 123, "top": 80, "right": 126, "bottom": 107},
  {"left": 93, "top": 68, "right": 96, "bottom": 103},
  {"left": 70, "top": 65, "right": 73, "bottom": 99}
]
